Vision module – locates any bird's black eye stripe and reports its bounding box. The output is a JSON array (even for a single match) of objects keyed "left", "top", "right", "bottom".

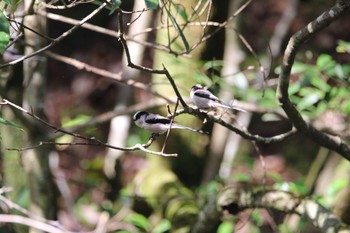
[
  {"left": 194, "top": 92, "right": 211, "bottom": 98},
  {"left": 133, "top": 111, "right": 147, "bottom": 121},
  {"left": 195, "top": 92, "right": 219, "bottom": 101},
  {"left": 192, "top": 84, "right": 203, "bottom": 90},
  {"left": 146, "top": 118, "right": 171, "bottom": 124}
]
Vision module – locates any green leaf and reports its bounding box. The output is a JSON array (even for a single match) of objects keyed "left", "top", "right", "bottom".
[
  {"left": 343, "top": 101, "right": 350, "bottom": 113},
  {"left": 62, "top": 114, "right": 91, "bottom": 128},
  {"left": 152, "top": 219, "right": 171, "bottom": 233},
  {"left": 336, "top": 40, "right": 350, "bottom": 54},
  {"left": 266, "top": 172, "right": 282, "bottom": 182},
  {"left": 217, "top": 222, "right": 234, "bottom": 233},
  {"left": 327, "top": 178, "right": 348, "bottom": 198},
  {"left": 1, "top": 0, "right": 23, "bottom": 14},
  {"left": 316, "top": 54, "right": 332, "bottom": 67},
  {"left": 291, "top": 62, "right": 309, "bottom": 74},
  {"left": 333, "top": 64, "right": 346, "bottom": 79},
  {"left": 273, "top": 181, "right": 308, "bottom": 194},
  {"left": 278, "top": 224, "right": 294, "bottom": 233},
  {"left": 202, "top": 60, "right": 224, "bottom": 72},
  {"left": 251, "top": 210, "right": 264, "bottom": 226},
  {"left": 316, "top": 54, "right": 336, "bottom": 72},
  {"left": 0, "top": 115, "right": 23, "bottom": 131},
  {"left": 145, "top": 0, "right": 158, "bottom": 9},
  {"left": 163, "top": 1, "right": 190, "bottom": 53},
  {"left": 295, "top": 180, "right": 308, "bottom": 194},
  {"left": 288, "top": 83, "right": 300, "bottom": 95},
  {"left": 108, "top": 0, "right": 121, "bottom": 14},
  {"left": 123, "top": 213, "right": 150, "bottom": 230},
  {"left": 310, "top": 76, "right": 330, "bottom": 92},
  {"left": 249, "top": 224, "right": 261, "bottom": 233},
  {"left": 0, "top": 10, "right": 10, "bottom": 54},
  {"left": 193, "top": 72, "right": 212, "bottom": 87},
  {"left": 297, "top": 92, "right": 321, "bottom": 110},
  {"left": 172, "top": 3, "right": 187, "bottom": 21},
  {"left": 233, "top": 173, "right": 251, "bottom": 182},
  {"left": 93, "top": 0, "right": 121, "bottom": 14}
]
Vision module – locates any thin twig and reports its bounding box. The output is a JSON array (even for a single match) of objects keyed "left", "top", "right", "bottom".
[
  {"left": 36, "top": 7, "right": 250, "bottom": 57},
  {"left": 0, "top": 2, "right": 108, "bottom": 68},
  {"left": 40, "top": 0, "right": 94, "bottom": 9},
  {"left": 0, "top": 99, "right": 177, "bottom": 156},
  {"left": 116, "top": 10, "right": 188, "bottom": 108},
  {"left": 161, "top": 99, "right": 180, "bottom": 153},
  {"left": 44, "top": 51, "right": 175, "bottom": 104}
]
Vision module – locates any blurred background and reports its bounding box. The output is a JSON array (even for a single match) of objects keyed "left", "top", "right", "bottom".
[{"left": 1, "top": 0, "right": 350, "bottom": 232}]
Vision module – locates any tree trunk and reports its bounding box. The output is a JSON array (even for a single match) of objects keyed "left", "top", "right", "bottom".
[{"left": 22, "top": 0, "right": 57, "bottom": 229}]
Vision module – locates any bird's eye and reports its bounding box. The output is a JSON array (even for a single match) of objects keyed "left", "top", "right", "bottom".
[{"left": 133, "top": 111, "right": 145, "bottom": 121}]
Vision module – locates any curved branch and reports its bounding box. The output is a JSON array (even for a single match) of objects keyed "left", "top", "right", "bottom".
[{"left": 276, "top": 0, "right": 350, "bottom": 158}]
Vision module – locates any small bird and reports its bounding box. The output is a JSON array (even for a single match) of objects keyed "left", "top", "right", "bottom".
[
  {"left": 190, "top": 84, "right": 246, "bottom": 112},
  {"left": 133, "top": 111, "right": 207, "bottom": 135}
]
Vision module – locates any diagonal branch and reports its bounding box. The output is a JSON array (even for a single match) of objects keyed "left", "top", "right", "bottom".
[
  {"left": 44, "top": 51, "right": 175, "bottom": 104},
  {"left": 116, "top": 9, "right": 188, "bottom": 108},
  {"left": 176, "top": 108, "right": 297, "bottom": 144},
  {"left": 0, "top": 2, "right": 107, "bottom": 68},
  {"left": 0, "top": 99, "right": 177, "bottom": 157},
  {"left": 276, "top": 0, "right": 350, "bottom": 159},
  {"left": 0, "top": 214, "right": 69, "bottom": 233}
]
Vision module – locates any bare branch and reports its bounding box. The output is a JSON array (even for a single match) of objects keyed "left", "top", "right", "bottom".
[
  {"left": 0, "top": 2, "right": 108, "bottom": 68},
  {"left": 0, "top": 214, "right": 70, "bottom": 233},
  {"left": 0, "top": 99, "right": 177, "bottom": 157},
  {"left": 116, "top": 10, "right": 188, "bottom": 108},
  {"left": 276, "top": 0, "right": 350, "bottom": 158},
  {"left": 40, "top": 0, "right": 94, "bottom": 9},
  {"left": 44, "top": 51, "right": 176, "bottom": 104},
  {"left": 161, "top": 99, "right": 180, "bottom": 153},
  {"left": 35, "top": 6, "right": 252, "bottom": 57},
  {"left": 176, "top": 108, "right": 296, "bottom": 144},
  {"left": 56, "top": 99, "right": 173, "bottom": 137}
]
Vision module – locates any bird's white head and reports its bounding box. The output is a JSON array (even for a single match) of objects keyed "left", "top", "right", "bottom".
[
  {"left": 133, "top": 111, "right": 149, "bottom": 127},
  {"left": 191, "top": 84, "right": 204, "bottom": 91},
  {"left": 133, "top": 111, "right": 148, "bottom": 121}
]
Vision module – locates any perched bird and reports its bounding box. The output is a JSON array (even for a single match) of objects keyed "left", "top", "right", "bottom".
[
  {"left": 133, "top": 111, "right": 207, "bottom": 135},
  {"left": 190, "top": 84, "right": 246, "bottom": 112}
]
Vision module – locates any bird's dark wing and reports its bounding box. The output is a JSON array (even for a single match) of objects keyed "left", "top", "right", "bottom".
[
  {"left": 145, "top": 115, "right": 171, "bottom": 124},
  {"left": 194, "top": 91, "right": 220, "bottom": 102}
]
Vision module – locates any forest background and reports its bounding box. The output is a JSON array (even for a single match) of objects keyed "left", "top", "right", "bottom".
[{"left": 1, "top": 0, "right": 350, "bottom": 232}]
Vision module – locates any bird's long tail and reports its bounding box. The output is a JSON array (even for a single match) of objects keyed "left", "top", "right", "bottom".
[
  {"left": 218, "top": 102, "right": 247, "bottom": 112},
  {"left": 172, "top": 124, "right": 209, "bottom": 134}
]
